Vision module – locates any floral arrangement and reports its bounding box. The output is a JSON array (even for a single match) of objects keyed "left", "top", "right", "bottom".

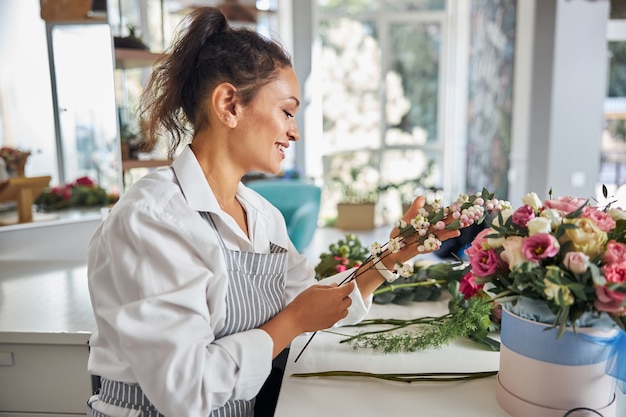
[
  {"left": 0, "top": 146, "right": 30, "bottom": 176},
  {"left": 0, "top": 146, "right": 27, "bottom": 163},
  {"left": 34, "top": 176, "right": 117, "bottom": 211},
  {"left": 296, "top": 189, "right": 511, "bottom": 360},
  {"left": 455, "top": 190, "right": 626, "bottom": 336}
]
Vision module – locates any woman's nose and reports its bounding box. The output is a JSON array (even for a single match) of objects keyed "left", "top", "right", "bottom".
[{"left": 288, "top": 124, "right": 300, "bottom": 142}]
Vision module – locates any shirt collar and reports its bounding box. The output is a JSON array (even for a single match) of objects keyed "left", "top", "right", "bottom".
[{"left": 171, "top": 145, "right": 269, "bottom": 217}]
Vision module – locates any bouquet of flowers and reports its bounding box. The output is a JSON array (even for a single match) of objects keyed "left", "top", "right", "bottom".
[
  {"left": 462, "top": 190, "right": 626, "bottom": 336},
  {"left": 34, "top": 176, "right": 117, "bottom": 211}
]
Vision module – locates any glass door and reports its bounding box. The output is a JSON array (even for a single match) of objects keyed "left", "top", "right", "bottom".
[{"left": 47, "top": 22, "right": 122, "bottom": 195}]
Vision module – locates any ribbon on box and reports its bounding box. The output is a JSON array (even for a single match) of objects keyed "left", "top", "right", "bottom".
[
  {"left": 583, "top": 329, "right": 626, "bottom": 394},
  {"left": 500, "top": 309, "right": 616, "bottom": 365}
]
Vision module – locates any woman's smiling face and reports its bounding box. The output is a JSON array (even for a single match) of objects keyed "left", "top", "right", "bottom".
[{"left": 233, "top": 66, "right": 301, "bottom": 175}]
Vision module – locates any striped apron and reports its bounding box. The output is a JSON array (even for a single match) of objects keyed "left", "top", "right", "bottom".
[{"left": 88, "top": 212, "right": 287, "bottom": 417}]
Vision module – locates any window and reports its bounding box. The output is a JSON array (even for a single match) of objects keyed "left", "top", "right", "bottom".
[{"left": 312, "top": 0, "right": 450, "bottom": 223}]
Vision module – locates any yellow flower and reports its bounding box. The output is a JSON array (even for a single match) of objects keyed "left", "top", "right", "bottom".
[
  {"left": 542, "top": 279, "right": 574, "bottom": 306},
  {"left": 561, "top": 217, "right": 607, "bottom": 258},
  {"left": 543, "top": 279, "right": 559, "bottom": 300}
]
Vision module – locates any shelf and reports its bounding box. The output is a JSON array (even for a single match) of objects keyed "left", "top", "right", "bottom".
[
  {"left": 122, "top": 159, "right": 171, "bottom": 171},
  {"left": 115, "top": 48, "right": 163, "bottom": 69}
]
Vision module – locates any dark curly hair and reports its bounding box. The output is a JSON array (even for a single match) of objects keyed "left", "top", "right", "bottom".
[{"left": 139, "top": 7, "right": 293, "bottom": 158}]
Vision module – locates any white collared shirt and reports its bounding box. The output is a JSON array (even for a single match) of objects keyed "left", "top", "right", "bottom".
[{"left": 87, "top": 145, "right": 370, "bottom": 417}]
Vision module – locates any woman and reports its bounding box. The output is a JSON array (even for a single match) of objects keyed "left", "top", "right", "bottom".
[{"left": 86, "top": 7, "right": 459, "bottom": 417}]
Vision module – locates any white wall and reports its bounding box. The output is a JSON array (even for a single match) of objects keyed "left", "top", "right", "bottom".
[{"left": 509, "top": 0, "right": 609, "bottom": 204}]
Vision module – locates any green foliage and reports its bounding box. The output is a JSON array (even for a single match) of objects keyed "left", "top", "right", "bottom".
[
  {"left": 372, "top": 260, "right": 449, "bottom": 305},
  {"left": 314, "top": 234, "right": 370, "bottom": 280},
  {"left": 34, "top": 177, "right": 116, "bottom": 211},
  {"left": 342, "top": 296, "right": 497, "bottom": 353}
]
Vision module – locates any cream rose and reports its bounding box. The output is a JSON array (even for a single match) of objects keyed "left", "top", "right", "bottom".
[
  {"left": 526, "top": 217, "right": 552, "bottom": 236},
  {"left": 561, "top": 218, "right": 607, "bottom": 258},
  {"left": 522, "top": 192, "right": 543, "bottom": 210},
  {"left": 492, "top": 208, "right": 514, "bottom": 227},
  {"left": 500, "top": 236, "right": 534, "bottom": 268}
]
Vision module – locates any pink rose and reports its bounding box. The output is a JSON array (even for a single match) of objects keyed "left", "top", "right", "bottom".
[
  {"left": 543, "top": 196, "right": 587, "bottom": 214},
  {"left": 335, "top": 264, "right": 347, "bottom": 273},
  {"left": 582, "top": 207, "right": 616, "bottom": 232},
  {"left": 74, "top": 176, "right": 95, "bottom": 186},
  {"left": 468, "top": 248, "right": 500, "bottom": 277},
  {"left": 500, "top": 236, "right": 534, "bottom": 268},
  {"left": 563, "top": 251, "right": 589, "bottom": 274},
  {"left": 603, "top": 240, "right": 626, "bottom": 265},
  {"left": 512, "top": 205, "right": 535, "bottom": 227},
  {"left": 596, "top": 263, "right": 626, "bottom": 313},
  {"left": 521, "top": 233, "right": 560, "bottom": 262},
  {"left": 465, "top": 228, "right": 494, "bottom": 261},
  {"left": 595, "top": 287, "right": 626, "bottom": 314},
  {"left": 459, "top": 272, "right": 484, "bottom": 299},
  {"left": 59, "top": 185, "right": 72, "bottom": 200}
]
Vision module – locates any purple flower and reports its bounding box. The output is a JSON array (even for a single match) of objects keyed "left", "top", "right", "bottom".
[
  {"left": 511, "top": 204, "right": 535, "bottom": 227},
  {"left": 469, "top": 248, "right": 500, "bottom": 277},
  {"left": 521, "top": 233, "right": 560, "bottom": 262}
]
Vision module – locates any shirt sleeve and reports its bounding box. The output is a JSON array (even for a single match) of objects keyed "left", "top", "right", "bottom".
[{"left": 88, "top": 199, "right": 272, "bottom": 417}]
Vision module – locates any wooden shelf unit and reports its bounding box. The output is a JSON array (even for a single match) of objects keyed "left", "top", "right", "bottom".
[{"left": 114, "top": 47, "right": 163, "bottom": 69}]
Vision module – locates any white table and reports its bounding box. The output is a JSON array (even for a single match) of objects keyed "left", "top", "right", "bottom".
[
  {"left": 0, "top": 260, "right": 95, "bottom": 417},
  {"left": 274, "top": 299, "right": 510, "bottom": 417}
]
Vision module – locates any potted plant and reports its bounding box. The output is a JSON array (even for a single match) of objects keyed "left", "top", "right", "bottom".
[
  {"left": 377, "top": 159, "right": 439, "bottom": 213},
  {"left": 0, "top": 147, "right": 31, "bottom": 177},
  {"left": 331, "top": 165, "right": 380, "bottom": 230}
]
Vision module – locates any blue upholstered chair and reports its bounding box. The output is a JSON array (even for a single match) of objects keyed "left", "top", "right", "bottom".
[{"left": 246, "top": 179, "right": 321, "bottom": 252}]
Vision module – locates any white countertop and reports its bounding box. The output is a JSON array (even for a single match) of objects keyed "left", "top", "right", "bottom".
[
  {"left": 0, "top": 260, "right": 94, "bottom": 344},
  {"left": 275, "top": 299, "right": 509, "bottom": 417}
]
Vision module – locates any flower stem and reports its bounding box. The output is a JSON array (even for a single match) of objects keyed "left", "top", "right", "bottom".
[
  {"left": 372, "top": 279, "right": 446, "bottom": 295},
  {"left": 290, "top": 370, "right": 498, "bottom": 383}
]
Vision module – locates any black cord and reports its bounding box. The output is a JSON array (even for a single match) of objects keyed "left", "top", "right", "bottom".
[{"left": 562, "top": 407, "right": 603, "bottom": 417}]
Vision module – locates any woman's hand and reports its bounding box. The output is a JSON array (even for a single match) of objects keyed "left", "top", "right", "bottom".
[
  {"left": 284, "top": 282, "right": 354, "bottom": 332},
  {"left": 260, "top": 282, "right": 355, "bottom": 357},
  {"left": 382, "top": 195, "right": 460, "bottom": 268}
]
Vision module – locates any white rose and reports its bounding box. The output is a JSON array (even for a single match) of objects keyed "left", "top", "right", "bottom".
[
  {"left": 526, "top": 217, "right": 552, "bottom": 236},
  {"left": 522, "top": 192, "right": 543, "bottom": 210},
  {"left": 608, "top": 207, "right": 626, "bottom": 221},
  {"left": 540, "top": 208, "right": 562, "bottom": 229},
  {"left": 485, "top": 228, "right": 505, "bottom": 248},
  {"left": 491, "top": 208, "right": 514, "bottom": 227}
]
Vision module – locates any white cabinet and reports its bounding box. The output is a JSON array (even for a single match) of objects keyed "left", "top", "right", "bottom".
[{"left": 0, "top": 261, "right": 96, "bottom": 416}]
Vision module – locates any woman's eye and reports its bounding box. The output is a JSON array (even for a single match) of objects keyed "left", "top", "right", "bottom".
[{"left": 284, "top": 110, "right": 294, "bottom": 119}]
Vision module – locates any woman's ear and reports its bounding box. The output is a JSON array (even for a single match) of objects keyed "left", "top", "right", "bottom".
[{"left": 212, "top": 82, "right": 239, "bottom": 128}]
